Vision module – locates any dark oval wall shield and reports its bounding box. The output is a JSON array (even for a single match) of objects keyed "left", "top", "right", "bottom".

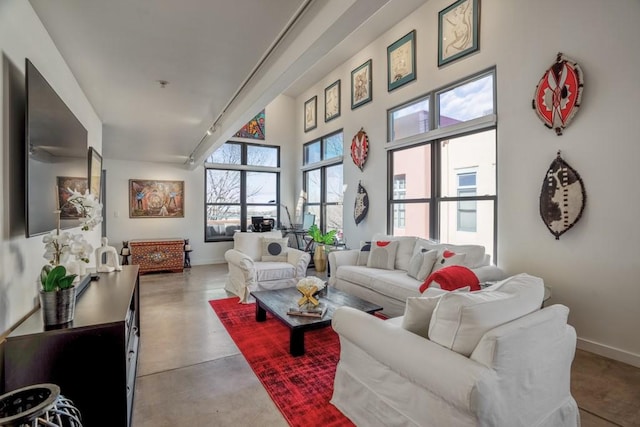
[
  {"left": 532, "top": 52, "right": 584, "bottom": 135},
  {"left": 354, "top": 182, "right": 369, "bottom": 226},
  {"left": 350, "top": 128, "right": 369, "bottom": 171},
  {"left": 539, "top": 151, "right": 586, "bottom": 239}
]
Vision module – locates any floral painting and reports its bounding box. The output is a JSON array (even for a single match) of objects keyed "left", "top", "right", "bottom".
[{"left": 129, "top": 179, "right": 184, "bottom": 218}]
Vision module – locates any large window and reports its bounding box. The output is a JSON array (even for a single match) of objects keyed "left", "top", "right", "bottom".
[
  {"left": 388, "top": 69, "right": 497, "bottom": 260},
  {"left": 205, "top": 142, "right": 280, "bottom": 241},
  {"left": 302, "top": 130, "right": 344, "bottom": 240}
]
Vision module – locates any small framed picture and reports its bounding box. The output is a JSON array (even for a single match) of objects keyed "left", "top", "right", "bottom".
[
  {"left": 387, "top": 30, "right": 416, "bottom": 92},
  {"left": 351, "top": 59, "right": 372, "bottom": 109},
  {"left": 438, "top": 0, "right": 480, "bottom": 67},
  {"left": 304, "top": 96, "right": 317, "bottom": 132},
  {"left": 88, "top": 146, "right": 103, "bottom": 202},
  {"left": 324, "top": 80, "right": 341, "bottom": 122}
]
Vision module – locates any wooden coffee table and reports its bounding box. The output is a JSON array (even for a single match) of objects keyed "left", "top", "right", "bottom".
[{"left": 250, "top": 287, "right": 383, "bottom": 357}]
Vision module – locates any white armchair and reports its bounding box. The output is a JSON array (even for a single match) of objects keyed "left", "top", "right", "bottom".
[{"left": 224, "top": 231, "right": 311, "bottom": 303}]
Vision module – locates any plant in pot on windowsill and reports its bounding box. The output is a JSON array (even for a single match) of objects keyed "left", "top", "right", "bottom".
[
  {"left": 307, "top": 224, "right": 337, "bottom": 273},
  {"left": 39, "top": 190, "right": 103, "bottom": 326}
]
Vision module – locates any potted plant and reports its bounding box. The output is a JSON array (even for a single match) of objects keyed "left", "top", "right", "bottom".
[
  {"left": 307, "top": 224, "right": 337, "bottom": 273},
  {"left": 39, "top": 264, "right": 78, "bottom": 326}
]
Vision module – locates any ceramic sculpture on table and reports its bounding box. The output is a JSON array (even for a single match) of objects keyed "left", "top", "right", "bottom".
[{"left": 95, "top": 237, "right": 122, "bottom": 272}]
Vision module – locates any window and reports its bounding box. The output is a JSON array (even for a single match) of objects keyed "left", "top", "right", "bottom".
[
  {"left": 302, "top": 130, "right": 344, "bottom": 240},
  {"left": 205, "top": 142, "right": 280, "bottom": 241},
  {"left": 388, "top": 69, "right": 497, "bottom": 260}
]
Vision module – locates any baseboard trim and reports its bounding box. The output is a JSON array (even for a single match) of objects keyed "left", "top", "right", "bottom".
[{"left": 577, "top": 338, "right": 640, "bottom": 368}]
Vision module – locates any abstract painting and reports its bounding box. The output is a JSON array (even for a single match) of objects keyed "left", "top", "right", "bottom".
[
  {"left": 234, "top": 110, "right": 265, "bottom": 140},
  {"left": 57, "top": 176, "right": 88, "bottom": 219}
]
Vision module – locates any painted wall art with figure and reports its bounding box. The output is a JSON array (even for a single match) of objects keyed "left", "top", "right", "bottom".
[
  {"left": 438, "top": 0, "right": 480, "bottom": 67},
  {"left": 57, "top": 176, "right": 88, "bottom": 219},
  {"left": 129, "top": 179, "right": 184, "bottom": 218}
]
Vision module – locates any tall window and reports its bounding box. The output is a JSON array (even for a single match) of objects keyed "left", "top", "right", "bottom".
[
  {"left": 205, "top": 142, "right": 280, "bottom": 241},
  {"left": 388, "top": 69, "right": 497, "bottom": 260},
  {"left": 302, "top": 130, "right": 344, "bottom": 239}
]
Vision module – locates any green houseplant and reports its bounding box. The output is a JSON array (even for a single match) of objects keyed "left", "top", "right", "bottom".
[
  {"left": 307, "top": 225, "right": 337, "bottom": 273},
  {"left": 40, "top": 264, "right": 78, "bottom": 326}
]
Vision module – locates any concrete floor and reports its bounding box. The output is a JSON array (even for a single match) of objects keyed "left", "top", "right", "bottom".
[{"left": 131, "top": 264, "right": 640, "bottom": 427}]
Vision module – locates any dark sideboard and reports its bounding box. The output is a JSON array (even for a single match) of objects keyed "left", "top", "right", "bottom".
[{"left": 3, "top": 265, "right": 140, "bottom": 427}]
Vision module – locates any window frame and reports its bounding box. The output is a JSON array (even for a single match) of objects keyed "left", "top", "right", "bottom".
[
  {"left": 204, "top": 141, "right": 281, "bottom": 242},
  {"left": 386, "top": 68, "right": 498, "bottom": 262}
]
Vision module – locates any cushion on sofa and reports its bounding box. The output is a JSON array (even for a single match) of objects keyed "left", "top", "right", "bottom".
[
  {"left": 261, "top": 237, "right": 289, "bottom": 262},
  {"left": 406, "top": 249, "right": 438, "bottom": 281},
  {"left": 367, "top": 240, "right": 399, "bottom": 270},
  {"left": 415, "top": 238, "right": 486, "bottom": 268},
  {"left": 420, "top": 265, "right": 480, "bottom": 292},
  {"left": 233, "top": 230, "right": 283, "bottom": 261},
  {"left": 356, "top": 241, "right": 372, "bottom": 266},
  {"left": 428, "top": 273, "right": 545, "bottom": 356},
  {"left": 372, "top": 234, "right": 417, "bottom": 271},
  {"left": 255, "top": 262, "right": 296, "bottom": 281},
  {"left": 401, "top": 287, "right": 470, "bottom": 338},
  {"left": 431, "top": 250, "right": 467, "bottom": 273}
]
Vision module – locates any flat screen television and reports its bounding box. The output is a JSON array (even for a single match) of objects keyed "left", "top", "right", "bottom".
[{"left": 25, "top": 59, "right": 88, "bottom": 237}]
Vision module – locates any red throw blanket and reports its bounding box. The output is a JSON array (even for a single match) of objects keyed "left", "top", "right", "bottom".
[{"left": 420, "top": 265, "right": 480, "bottom": 293}]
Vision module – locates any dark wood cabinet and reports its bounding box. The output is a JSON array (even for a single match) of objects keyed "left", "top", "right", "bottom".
[{"left": 3, "top": 265, "right": 140, "bottom": 427}]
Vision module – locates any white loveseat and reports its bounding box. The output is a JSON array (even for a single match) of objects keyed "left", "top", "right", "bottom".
[
  {"left": 224, "top": 231, "right": 311, "bottom": 302},
  {"left": 328, "top": 235, "right": 506, "bottom": 317},
  {"left": 331, "top": 274, "right": 580, "bottom": 427}
]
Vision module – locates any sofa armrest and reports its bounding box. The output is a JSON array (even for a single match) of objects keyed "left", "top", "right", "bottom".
[
  {"left": 286, "top": 248, "right": 311, "bottom": 278},
  {"left": 332, "top": 306, "right": 493, "bottom": 412},
  {"left": 327, "top": 250, "right": 359, "bottom": 285},
  {"left": 225, "top": 249, "right": 256, "bottom": 277}
]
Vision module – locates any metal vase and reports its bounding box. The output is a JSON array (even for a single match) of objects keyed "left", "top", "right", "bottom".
[{"left": 40, "top": 287, "right": 76, "bottom": 326}]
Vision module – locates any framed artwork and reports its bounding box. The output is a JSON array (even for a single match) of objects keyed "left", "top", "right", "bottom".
[
  {"left": 324, "top": 80, "right": 341, "bottom": 122},
  {"left": 129, "top": 179, "right": 184, "bottom": 218},
  {"left": 304, "top": 96, "right": 317, "bottom": 132},
  {"left": 57, "top": 176, "right": 88, "bottom": 219},
  {"left": 438, "top": 0, "right": 480, "bottom": 67},
  {"left": 351, "top": 59, "right": 372, "bottom": 109},
  {"left": 234, "top": 109, "right": 265, "bottom": 140},
  {"left": 387, "top": 30, "right": 416, "bottom": 92},
  {"left": 88, "top": 146, "right": 103, "bottom": 202}
]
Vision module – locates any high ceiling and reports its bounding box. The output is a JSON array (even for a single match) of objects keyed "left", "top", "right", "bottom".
[{"left": 28, "top": 0, "right": 426, "bottom": 166}]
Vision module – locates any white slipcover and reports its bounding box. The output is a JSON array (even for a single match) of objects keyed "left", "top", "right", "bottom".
[
  {"left": 331, "top": 303, "right": 580, "bottom": 426},
  {"left": 224, "top": 231, "right": 310, "bottom": 302}
]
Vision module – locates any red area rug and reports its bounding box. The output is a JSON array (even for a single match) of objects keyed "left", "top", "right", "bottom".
[{"left": 209, "top": 297, "right": 353, "bottom": 427}]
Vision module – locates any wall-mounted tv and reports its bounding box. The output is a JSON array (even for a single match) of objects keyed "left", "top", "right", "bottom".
[{"left": 25, "top": 59, "right": 88, "bottom": 237}]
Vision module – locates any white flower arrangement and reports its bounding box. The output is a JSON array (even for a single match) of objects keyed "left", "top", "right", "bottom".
[
  {"left": 43, "top": 232, "right": 93, "bottom": 266},
  {"left": 65, "top": 190, "right": 103, "bottom": 231},
  {"left": 296, "top": 276, "right": 326, "bottom": 293}
]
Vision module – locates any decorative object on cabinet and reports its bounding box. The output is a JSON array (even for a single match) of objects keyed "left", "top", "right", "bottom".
[
  {"left": 438, "top": 0, "right": 480, "bottom": 67},
  {"left": 0, "top": 383, "right": 83, "bottom": 426},
  {"left": 324, "top": 80, "right": 341, "bottom": 122},
  {"left": 350, "top": 127, "right": 369, "bottom": 171},
  {"left": 387, "top": 30, "right": 416, "bottom": 91},
  {"left": 184, "top": 238, "right": 192, "bottom": 268},
  {"left": 129, "top": 179, "right": 184, "bottom": 218},
  {"left": 532, "top": 52, "right": 584, "bottom": 135},
  {"left": 354, "top": 181, "right": 369, "bottom": 226},
  {"left": 351, "top": 59, "right": 372, "bottom": 109},
  {"left": 4, "top": 266, "right": 141, "bottom": 427},
  {"left": 39, "top": 265, "right": 78, "bottom": 326},
  {"left": 539, "top": 151, "right": 586, "bottom": 240},
  {"left": 307, "top": 225, "right": 337, "bottom": 273},
  {"left": 88, "top": 146, "right": 103, "bottom": 202},
  {"left": 130, "top": 238, "right": 185, "bottom": 274},
  {"left": 95, "top": 237, "right": 122, "bottom": 273},
  {"left": 303, "top": 96, "right": 317, "bottom": 132},
  {"left": 121, "top": 241, "right": 130, "bottom": 265},
  {"left": 234, "top": 109, "right": 265, "bottom": 140}
]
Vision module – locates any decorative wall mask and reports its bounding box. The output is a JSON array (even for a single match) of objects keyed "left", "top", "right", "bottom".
[
  {"left": 532, "top": 52, "right": 584, "bottom": 135},
  {"left": 350, "top": 128, "right": 369, "bottom": 171},
  {"left": 354, "top": 181, "right": 369, "bottom": 226},
  {"left": 539, "top": 151, "right": 586, "bottom": 240}
]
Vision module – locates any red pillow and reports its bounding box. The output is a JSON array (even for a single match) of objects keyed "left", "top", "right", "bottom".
[{"left": 419, "top": 265, "right": 480, "bottom": 293}]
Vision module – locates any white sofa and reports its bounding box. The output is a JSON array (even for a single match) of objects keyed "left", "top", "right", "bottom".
[
  {"left": 328, "top": 235, "right": 506, "bottom": 317},
  {"left": 224, "top": 230, "right": 311, "bottom": 302},
  {"left": 331, "top": 274, "right": 580, "bottom": 427}
]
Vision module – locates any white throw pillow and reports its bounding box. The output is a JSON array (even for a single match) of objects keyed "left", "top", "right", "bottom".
[
  {"left": 371, "top": 234, "right": 417, "bottom": 271},
  {"left": 356, "top": 241, "right": 371, "bottom": 266},
  {"left": 406, "top": 248, "right": 438, "bottom": 281},
  {"left": 428, "top": 273, "right": 545, "bottom": 356},
  {"left": 261, "top": 237, "right": 289, "bottom": 262},
  {"left": 402, "top": 287, "right": 470, "bottom": 338},
  {"left": 366, "top": 240, "right": 399, "bottom": 270},
  {"left": 430, "top": 249, "right": 467, "bottom": 273}
]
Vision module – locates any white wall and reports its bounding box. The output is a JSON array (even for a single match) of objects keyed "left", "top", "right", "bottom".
[
  {"left": 104, "top": 95, "right": 297, "bottom": 266},
  {"left": 0, "top": 0, "right": 103, "bottom": 335},
  {"left": 294, "top": 0, "right": 640, "bottom": 366}
]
